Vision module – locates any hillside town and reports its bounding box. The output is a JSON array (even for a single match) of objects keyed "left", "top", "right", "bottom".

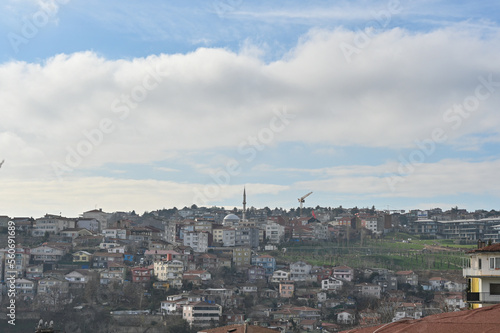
[{"left": 1, "top": 194, "right": 500, "bottom": 332}]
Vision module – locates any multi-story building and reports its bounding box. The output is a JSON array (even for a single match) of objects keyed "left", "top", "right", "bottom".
[
  {"left": 100, "top": 263, "right": 126, "bottom": 285},
  {"left": 279, "top": 281, "right": 294, "bottom": 298},
  {"left": 463, "top": 243, "right": 500, "bottom": 308},
  {"left": 154, "top": 259, "right": 184, "bottom": 288},
  {"left": 333, "top": 266, "right": 354, "bottom": 282},
  {"left": 92, "top": 251, "right": 124, "bottom": 268},
  {"left": 182, "top": 301, "right": 222, "bottom": 326},
  {"left": 290, "top": 261, "right": 313, "bottom": 282},
  {"left": 232, "top": 247, "right": 252, "bottom": 268},
  {"left": 102, "top": 228, "right": 128, "bottom": 240},
  {"left": 396, "top": 270, "right": 419, "bottom": 287},
  {"left": 356, "top": 282, "right": 381, "bottom": 298},
  {"left": 76, "top": 218, "right": 100, "bottom": 232},
  {"left": 234, "top": 226, "right": 259, "bottom": 248},
  {"left": 131, "top": 266, "right": 154, "bottom": 284},
  {"left": 265, "top": 222, "right": 285, "bottom": 244},
  {"left": 321, "top": 277, "right": 344, "bottom": 291},
  {"left": 251, "top": 254, "right": 276, "bottom": 276},
  {"left": 26, "top": 264, "right": 44, "bottom": 279},
  {"left": 271, "top": 270, "right": 290, "bottom": 283},
  {"left": 32, "top": 214, "right": 76, "bottom": 236},
  {"left": 81, "top": 209, "right": 111, "bottom": 230},
  {"left": 247, "top": 265, "right": 266, "bottom": 282},
  {"left": 184, "top": 231, "right": 211, "bottom": 253},
  {"left": 15, "top": 278, "right": 36, "bottom": 298},
  {"left": 30, "top": 245, "right": 66, "bottom": 263}
]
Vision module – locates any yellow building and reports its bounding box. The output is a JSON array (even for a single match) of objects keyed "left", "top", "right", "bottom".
[
  {"left": 463, "top": 242, "right": 500, "bottom": 309},
  {"left": 72, "top": 251, "right": 92, "bottom": 263}
]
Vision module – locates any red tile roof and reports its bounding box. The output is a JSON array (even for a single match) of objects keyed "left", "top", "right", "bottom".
[
  {"left": 341, "top": 304, "right": 500, "bottom": 333},
  {"left": 468, "top": 243, "right": 500, "bottom": 253}
]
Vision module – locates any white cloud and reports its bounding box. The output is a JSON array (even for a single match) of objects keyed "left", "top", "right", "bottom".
[
  {"left": 0, "top": 177, "right": 288, "bottom": 217},
  {"left": 293, "top": 159, "right": 500, "bottom": 198},
  {"left": 1, "top": 27, "right": 499, "bottom": 180},
  {"left": 1, "top": 26, "right": 500, "bottom": 215}
]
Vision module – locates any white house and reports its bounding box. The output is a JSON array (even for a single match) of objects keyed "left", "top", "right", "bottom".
[{"left": 321, "top": 277, "right": 344, "bottom": 291}]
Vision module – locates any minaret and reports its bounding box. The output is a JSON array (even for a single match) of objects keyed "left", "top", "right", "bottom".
[{"left": 242, "top": 187, "right": 246, "bottom": 222}]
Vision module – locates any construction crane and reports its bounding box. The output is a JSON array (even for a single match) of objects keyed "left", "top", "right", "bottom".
[{"left": 298, "top": 192, "right": 313, "bottom": 217}]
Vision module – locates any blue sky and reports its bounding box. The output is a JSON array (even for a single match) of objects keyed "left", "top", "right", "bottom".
[{"left": 1, "top": 0, "right": 500, "bottom": 217}]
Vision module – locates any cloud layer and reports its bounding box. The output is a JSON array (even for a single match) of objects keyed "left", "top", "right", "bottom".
[{"left": 1, "top": 26, "right": 500, "bottom": 216}]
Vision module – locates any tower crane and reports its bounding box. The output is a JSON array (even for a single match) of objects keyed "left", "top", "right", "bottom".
[{"left": 298, "top": 192, "right": 313, "bottom": 217}]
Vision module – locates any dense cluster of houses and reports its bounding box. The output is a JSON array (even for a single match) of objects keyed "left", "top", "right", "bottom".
[{"left": 0, "top": 204, "right": 474, "bottom": 331}]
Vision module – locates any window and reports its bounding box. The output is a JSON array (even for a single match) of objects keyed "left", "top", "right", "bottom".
[
  {"left": 489, "top": 257, "right": 500, "bottom": 269},
  {"left": 491, "top": 284, "right": 500, "bottom": 295}
]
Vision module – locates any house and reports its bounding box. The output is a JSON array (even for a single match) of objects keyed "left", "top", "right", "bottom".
[
  {"left": 359, "top": 309, "right": 381, "bottom": 326},
  {"left": 65, "top": 269, "right": 93, "bottom": 289},
  {"left": 131, "top": 266, "right": 154, "bottom": 283},
  {"left": 279, "top": 281, "right": 294, "bottom": 298},
  {"left": 444, "top": 280, "right": 466, "bottom": 292},
  {"left": 265, "top": 221, "right": 285, "bottom": 244},
  {"left": 233, "top": 248, "right": 252, "bottom": 268},
  {"left": 222, "top": 310, "right": 245, "bottom": 325},
  {"left": 76, "top": 218, "right": 100, "bottom": 232},
  {"left": 37, "top": 276, "right": 70, "bottom": 297},
  {"left": 100, "top": 262, "right": 127, "bottom": 285},
  {"left": 445, "top": 294, "right": 466, "bottom": 310},
  {"left": 183, "top": 301, "right": 222, "bottom": 326},
  {"left": 26, "top": 264, "right": 44, "bottom": 280},
  {"left": 197, "top": 253, "right": 218, "bottom": 270},
  {"left": 30, "top": 245, "right": 67, "bottom": 263},
  {"left": 144, "top": 249, "right": 181, "bottom": 262},
  {"left": 356, "top": 283, "right": 381, "bottom": 298},
  {"left": 463, "top": 242, "right": 500, "bottom": 308},
  {"left": 183, "top": 269, "right": 211, "bottom": 281},
  {"left": 161, "top": 294, "right": 184, "bottom": 315},
  {"left": 429, "top": 276, "right": 447, "bottom": 290},
  {"left": 248, "top": 265, "right": 266, "bottom": 282},
  {"left": 15, "top": 278, "right": 36, "bottom": 298},
  {"left": 240, "top": 285, "right": 258, "bottom": 294},
  {"left": 32, "top": 214, "right": 76, "bottom": 236},
  {"left": 393, "top": 303, "right": 423, "bottom": 321},
  {"left": 290, "top": 261, "right": 314, "bottom": 282},
  {"left": 154, "top": 259, "right": 184, "bottom": 288},
  {"left": 72, "top": 250, "right": 92, "bottom": 263},
  {"left": 102, "top": 228, "right": 128, "bottom": 240},
  {"left": 396, "top": 270, "right": 419, "bottom": 287},
  {"left": 184, "top": 231, "right": 212, "bottom": 253},
  {"left": 337, "top": 310, "right": 356, "bottom": 325},
  {"left": 92, "top": 251, "right": 124, "bottom": 268},
  {"left": 60, "top": 228, "right": 93, "bottom": 239},
  {"left": 251, "top": 254, "right": 276, "bottom": 276},
  {"left": 333, "top": 266, "right": 354, "bottom": 282},
  {"left": 271, "top": 270, "right": 290, "bottom": 283},
  {"left": 322, "top": 276, "right": 344, "bottom": 291}
]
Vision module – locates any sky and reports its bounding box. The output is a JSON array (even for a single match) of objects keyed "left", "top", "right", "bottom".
[{"left": 1, "top": 0, "right": 500, "bottom": 218}]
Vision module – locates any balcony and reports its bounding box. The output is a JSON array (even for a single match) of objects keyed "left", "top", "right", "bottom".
[{"left": 466, "top": 292, "right": 500, "bottom": 304}]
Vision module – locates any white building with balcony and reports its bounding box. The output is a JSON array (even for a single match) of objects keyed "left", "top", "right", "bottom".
[{"left": 463, "top": 242, "right": 500, "bottom": 308}]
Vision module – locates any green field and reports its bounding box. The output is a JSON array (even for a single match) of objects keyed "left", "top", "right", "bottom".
[{"left": 274, "top": 233, "right": 472, "bottom": 271}]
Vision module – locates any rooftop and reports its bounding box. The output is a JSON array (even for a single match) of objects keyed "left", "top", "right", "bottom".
[{"left": 341, "top": 303, "right": 500, "bottom": 333}]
